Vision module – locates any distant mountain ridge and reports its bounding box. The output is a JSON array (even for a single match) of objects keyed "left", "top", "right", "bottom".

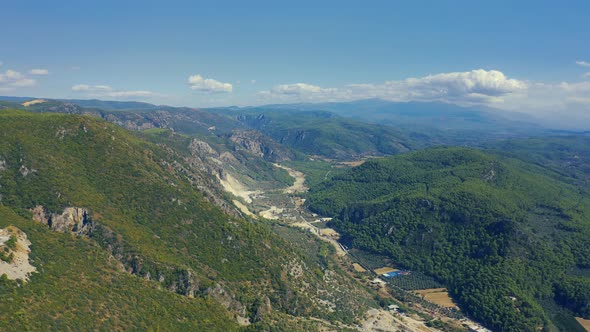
[{"left": 0, "top": 96, "right": 160, "bottom": 110}]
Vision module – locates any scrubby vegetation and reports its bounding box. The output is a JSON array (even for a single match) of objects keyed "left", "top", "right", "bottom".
[
  {"left": 308, "top": 146, "right": 590, "bottom": 331},
  {"left": 0, "top": 109, "right": 374, "bottom": 330},
  {"left": 0, "top": 207, "right": 238, "bottom": 331}
]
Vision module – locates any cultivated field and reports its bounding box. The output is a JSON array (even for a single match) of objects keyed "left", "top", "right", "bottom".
[
  {"left": 374, "top": 267, "right": 397, "bottom": 275},
  {"left": 414, "top": 288, "right": 458, "bottom": 308}
]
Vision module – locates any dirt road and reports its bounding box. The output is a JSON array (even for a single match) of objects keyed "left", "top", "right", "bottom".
[{"left": 273, "top": 163, "right": 308, "bottom": 194}]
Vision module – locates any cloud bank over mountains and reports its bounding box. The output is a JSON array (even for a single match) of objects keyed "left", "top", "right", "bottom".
[
  {"left": 257, "top": 68, "right": 590, "bottom": 128},
  {"left": 259, "top": 70, "right": 528, "bottom": 105},
  {"left": 71, "top": 84, "right": 156, "bottom": 98},
  {"left": 2, "top": 61, "right": 589, "bottom": 129}
]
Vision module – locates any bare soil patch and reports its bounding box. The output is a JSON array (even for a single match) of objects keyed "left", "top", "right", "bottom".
[
  {"left": 273, "top": 163, "right": 308, "bottom": 194},
  {"left": 22, "top": 99, "right": 48, "bottom": 106},
  {"left": 0, "top": 226, "right": 36, "bottom": 281},
  {"left": 414, "top": 288, "right": 458, "bottom": 308},
  {"left": 576, "top": 317, "right": 590, "bottom": 332}
]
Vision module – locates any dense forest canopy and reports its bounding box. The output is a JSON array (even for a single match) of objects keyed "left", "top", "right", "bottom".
[{"left": 308, "top": 146, "right": 590, "bottom": 331}]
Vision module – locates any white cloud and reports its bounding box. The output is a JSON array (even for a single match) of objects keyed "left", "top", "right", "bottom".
[
  {"left": 259, "top": 69, "right": 526, "bottom": 105},
  {"left": 188, "top": 74, "right": 232, "bottom": 93},
  {"left": 0, "top": 69, "right": 36, "bottom": 90},
  {"left": 576, "top": 60, "right": 590, "bottom": 67},
  {"left": 273, "top": 83, "right": 334, "bottom": 95},
  {"left": 258, "top": 70, "right": 590, "bottom": 129},
  {"left": 71, "top": 84, "right": 157, "bottom": 99},
  {"left": 105, "top": 90, "right": 155, "bottom": 98},
  {"left": 72, "top": 84, "right": 114, "bottom": 92},
  {"left": 29, "top": 68, "right": 49, "bottom": 75}
]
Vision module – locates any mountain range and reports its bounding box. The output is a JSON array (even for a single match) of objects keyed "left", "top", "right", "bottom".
[{"left": 0, "top": 95, "right": 589, "bottom": 331}]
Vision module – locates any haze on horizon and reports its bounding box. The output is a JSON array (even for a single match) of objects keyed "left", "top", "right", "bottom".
[{"left": 1, "top": 0, "right": 589, "bottom": 129}]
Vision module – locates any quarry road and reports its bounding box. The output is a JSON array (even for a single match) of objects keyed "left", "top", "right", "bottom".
[
  {"left": 273, "top": 163, "right": 308, "bottom": 194},
  {"left": 291, "top": 221, "right": 348, "bottom": 257}
]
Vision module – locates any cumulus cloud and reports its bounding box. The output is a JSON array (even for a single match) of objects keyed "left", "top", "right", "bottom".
[
  {"left": 71, "top": 84, "right": 157, "bottom": 99},
  {"left": 576, "top": 60, "right": 590, "bottom": 68},
  {"left": 259, "top": 69, "right": 526, "bottom": 105},
  {"left": 400, "top": 69, "right": 526, "bottom": 99},
  {"left": 258, "top": 70, "right": 590, "bottom": 129},
  {"left": 29, "top": 68, "right": 49, "bottom": 75},
  {"left": 188, "top": 74, "right": 232, "bottom": 93},
  {"left": 0, "top": 69, "right": 36, "bottom": 90}
]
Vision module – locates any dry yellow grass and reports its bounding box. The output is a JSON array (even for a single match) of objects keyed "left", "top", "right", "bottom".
[
  {"left": 374, "top": 267, "right": 396, "bottom": 275},
  {"left": 352, "top": 263, "right": 366, "bottom": 273},
  {"left": 414, "top": 288, "right": 458, "bottom": 308},
  {"left": 576, "top": 317, "right": 590, "bottom": 332},
  {"left": 339, "top": 160, "right": 366, "bottom": 167},
  {"left": 320, "top": 228, "right": 340, "bottom": 239}
]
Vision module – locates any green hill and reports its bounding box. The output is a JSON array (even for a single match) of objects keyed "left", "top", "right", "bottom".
[
  {"left": 0, "top": 110, "right": 374, "bottom": 330},
  {"left": 308, "top": 147, "right": 590, "bottom": 331},
  {"left": 0, "top": 207, "right": 237, "bottom": 331}
]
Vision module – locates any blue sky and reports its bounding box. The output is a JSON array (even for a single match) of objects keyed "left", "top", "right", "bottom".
[{"left": 1, "top": 0, "right": 589, "bottom": 124}]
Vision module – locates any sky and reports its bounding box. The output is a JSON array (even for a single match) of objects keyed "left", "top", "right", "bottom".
[{"left": 1, "top": 0, "right": 589, "bottom": 126}]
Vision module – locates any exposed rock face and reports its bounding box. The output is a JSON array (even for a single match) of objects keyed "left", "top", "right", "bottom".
[
  {"left": 19, "top": 165, "right": 31, "bottom": 177},
  {"left": 229, "top": 130, "right": 294, "bottom": 162},
  {"left": 44, "top": 102, "right": 88, "bottom": 114},
  {"left": 253, "top": 295, "right": 272, "bottom": 322},
  {"left": 206, "top": 283, "right": 248, "bottom": 322},
  {"left": 32, "top": 206, "right": 94, "bottom": 236},
  {"left": 189, "top": 139, "right": 217, "bottom": 156},
  {"left": 0, "top": 159, "right": 6, "bottom": 172}
]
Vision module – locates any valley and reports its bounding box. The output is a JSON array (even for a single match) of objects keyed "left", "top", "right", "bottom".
[
  {"left": 2, "top": 3, "right": 589, "bottom": 331},
  {"left": 224, "top": 155, "right": 490, "bottom": 331},
  {"left": 0, "top": 97, "right": 589, "bottom": 331}
]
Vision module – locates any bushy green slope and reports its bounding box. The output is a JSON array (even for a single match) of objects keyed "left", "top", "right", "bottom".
[
  {"left": 0, "top": 207, "right": 238, "bottom": 331},
  {"left": 308, "top": 147, "right": 590, "bottom": 331},
  {"left": 0, "top": 110, "right": 374, "bottom": 330}
]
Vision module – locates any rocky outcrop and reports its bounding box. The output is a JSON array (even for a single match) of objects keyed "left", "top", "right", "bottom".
[
  {"left": 189, "top": 139, "right": 217, "bottom": 156},
  {"left": 229, "top": 130, "right": 294, "bottom": 162},
  {"left": 253, "top": 295, "right": 272, "bottom": 322},
  {"left": 206, "top": 283, "right": 248, "bottom": 322},
  {"left": 32, "top": 206, "right": 94, "bottom": 236}
]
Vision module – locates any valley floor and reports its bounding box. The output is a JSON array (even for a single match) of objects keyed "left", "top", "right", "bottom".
[{"left": 227, "top": 162, "right": 485, "bottom": 331}]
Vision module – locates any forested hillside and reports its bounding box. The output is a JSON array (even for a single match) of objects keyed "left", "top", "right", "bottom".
[
  {"left": 0, "top": 110, "right": 375, "bottom": 330},
  {"left": 308, "top": 147, "right": 590, "bottom": 331},
  {"left": 488, "top": 135, "right": 590, "bottom": 188},
  {"left": 210, "top": 108, "right": 414, "bottom": 159}
]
